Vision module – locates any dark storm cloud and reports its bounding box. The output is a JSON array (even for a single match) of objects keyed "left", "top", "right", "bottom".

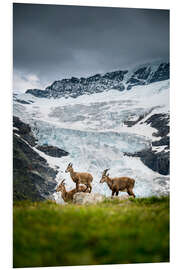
[{"left": 13, "top": 3, "right": 169, "bottom": 91}]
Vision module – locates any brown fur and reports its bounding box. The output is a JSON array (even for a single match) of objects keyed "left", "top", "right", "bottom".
[
  {"left": 65, "top": 163, "right": 93, "bottom": 193},
  {"left": 56, "top": 179, "right": 89, "bottom": 202},
  {"left": 100, "top": 169, "right": 136, "bottom": 198}
]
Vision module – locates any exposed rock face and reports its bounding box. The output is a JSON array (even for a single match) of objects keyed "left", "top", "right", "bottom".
[
  {"left": 123, "top": 106, "right": 160, "bottom": 127},
  {"left": 13, "top": 116, "right": 37, "bottom": 146},
  {"left": 145, "top": 113, "right": 169, "bottom": 138},
  {"left": 26, "top": 70, "right": 127, "bottom": 99},
  {"left": 25, "top": 62, "right": 169, "bottom": 99},
  {"left": 25, "top": 89, "right": 50, "bottom": 98},
  {"left": 73, "top": 192, "right": 105, "bottom": 205},
  {"left": 149, "top": 63, "right": 169, "bottom": 83},
  {"left": 126, "top": 66, "right": 151, "bottom": 90},
  {"left": 125, "top": 149, "right": 169, "bottom": 175},
  {"left": 36, "top": 144, "right": 69, "bottom": 158},
  {"left": 13, "top": 134, "right": 57, "bottom": 201},
  {"left": 126, "top": 63, "right": 169, "bottom": 90},
  {"left": 13, "top": 117, "right": 59, "bottom": 201},
  {"left": 124, "top": 145, "right": 169, "bottom": 176},
  {"left": 124, "top": 111, "right": 169, "bottom": 175},
  {"left": 152, "top": 136, "right": 169, "bottom": 149}
]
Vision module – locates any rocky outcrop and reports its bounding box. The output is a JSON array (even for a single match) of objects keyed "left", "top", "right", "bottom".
[
  {"left": 72, "top": 193, "right": 132, "bottom": 205},
  {"left": 123, "top": 106, "right": 160, "bottom": 127},
  {"left": 124, "top": 111, "right": 169, "bottom": 175},
  {"left": 126, "top": 62, "right": 169, "bottom": 90},
  {"left": 13, "top": 132, "right": 57, "bottom": 201},
  {"left": 13, "top": 116, "right": 37, "bottom": 146},
  {"left": 126, "top": 149, "right": 169, "bottom": 175},
  {"left": 36, "top": 144, "right": 69, "bottom": 158},
  {"left": 145, "top": 113, "right": 169, "bottom": 138},
  {"left": 152, "top": 136, "right": 169, "bottom": 149},
  {"left": 141, "top": 150, "right": 169, "bottom": 175},
  {"left": 13, "top": 117, "right": 68, "bottom": 201},
  {"left": 124, "top": 148, "right": 169, "bottom": 175},
  {"left": 73, "top": 192, "right": 105, "bottom": 205},
  {"left": 25, "top": 89, "right": 50, "bottom": 98},
  {"left": 149, "top": 63, "right": 169, "bottom": 83}
]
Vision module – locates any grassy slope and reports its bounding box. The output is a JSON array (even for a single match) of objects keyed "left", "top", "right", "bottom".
[{"left": 13, "top": 197, "right": 169, "bottom": 268}]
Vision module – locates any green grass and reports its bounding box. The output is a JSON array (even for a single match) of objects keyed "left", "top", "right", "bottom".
[{"left": 13, "top": 196, "right": 169, "bottom": 268}]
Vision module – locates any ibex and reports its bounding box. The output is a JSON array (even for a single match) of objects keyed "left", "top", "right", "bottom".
[
  {"left": 100, "top": 169, "right": 136, "bottom": 198},
  {"left": 56, "top": 179, "right": 89, "bottom": 202},
  {"left": 65, "top": 163, "right": 93, "bottom": 193}
]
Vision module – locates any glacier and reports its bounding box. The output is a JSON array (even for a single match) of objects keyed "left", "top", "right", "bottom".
[{"left": 13, "top": 75, "right": 170, "bottom": 202}]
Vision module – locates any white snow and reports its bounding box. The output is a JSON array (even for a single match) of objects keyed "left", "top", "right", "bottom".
[
  {"left": 153, "top": 145, "right": 168, "bottom": 153},
  {"left": 13, "top": 127, "right": 19, "bottom": 131}
]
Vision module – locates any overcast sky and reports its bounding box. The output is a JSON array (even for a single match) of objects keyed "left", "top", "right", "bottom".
[{"left": 13, "top": 3, "right": 169, "bottom": 92}]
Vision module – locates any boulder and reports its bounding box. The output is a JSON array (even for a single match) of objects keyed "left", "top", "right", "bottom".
[
  {"left": 72, "top": 193, "right": 132, "bottom": 205},
  {"left": 110, "top": 194, "right": 131, "bottom": 201},
  {"left": 73, "top": 192, "right": 105, "bottom": 205}
]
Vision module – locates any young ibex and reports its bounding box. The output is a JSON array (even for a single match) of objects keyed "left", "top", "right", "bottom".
[
  {"left": 56, "top": 179, "right": 89, "bottom": 202},
  {"left": 65, "top": 163, "right": 93, "bottom": 193},
  {"left": 100, "top": 169, "right": 136, "bottom": 198}
]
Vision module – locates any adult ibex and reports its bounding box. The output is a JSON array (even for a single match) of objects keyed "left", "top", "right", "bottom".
[
  {"left": 56, "top": 179, "right": 89, "bottom": 202},
  {"left": 65, "top": 163, "right": 93, "bottom": 193},
  {"left": 100, "top": 169, "right": 136, "bottom": 198}
]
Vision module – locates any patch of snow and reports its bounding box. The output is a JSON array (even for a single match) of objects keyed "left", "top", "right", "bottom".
[
  {"left": 13, "top": 127, "right": 19, "bottom": 131},
  {"left": 153, "top": 145, "right": 168, "bottom": 153}
]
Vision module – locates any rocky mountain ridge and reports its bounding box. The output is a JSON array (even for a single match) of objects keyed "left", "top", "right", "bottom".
[{"left": 25, "top": 62, "right": 169, "bottom": 99}]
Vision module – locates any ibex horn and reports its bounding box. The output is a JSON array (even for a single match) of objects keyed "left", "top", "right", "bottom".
[
  {"left": 104, "top": 168, "right": 110, "bottom": 175},
  {"left": 61, "top": 179, "right": 65, "bottom": 184}
]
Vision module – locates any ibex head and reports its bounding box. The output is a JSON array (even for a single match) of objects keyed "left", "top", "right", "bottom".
[
  {"left": 56, "top": 179, "right": 66, "bottom": 192},
  {"left": 100, "top": 168, "right": 110, "bottom": 183},
  {"left": 65, "top": 162, "right": 73, "bottom": 173}
]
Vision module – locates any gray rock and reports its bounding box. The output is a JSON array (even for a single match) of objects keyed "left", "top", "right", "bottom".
[
  {"left": 124, "top": 149, "right": 169, "bottom": 175},
  {"left": 110, "top": 194, "right": 132, "bottom": 201},
  {"left": 73, "top": 193, "right": 105, "bottom": 205},
  {"left": 36, "top": 144, "right": 69, "bottom": 158},
  {"left": 72, "top": 193, "right": 132, "bottom": 205}
]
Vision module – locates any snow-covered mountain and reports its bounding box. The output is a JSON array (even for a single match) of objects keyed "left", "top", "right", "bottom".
[
  {"left": 13, "top": 61, "right": 170, "bottom": 202},
  {"left": 24, "top": 61, "right": 169, "bottom": 99}
]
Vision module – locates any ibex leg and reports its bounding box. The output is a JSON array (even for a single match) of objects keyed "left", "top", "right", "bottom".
[
  {"left": 88, "top": 183, "right": 92, "bottom": 193},
  {"left": 76, "top": 182, "right": 80, "bottom": 191},
  {"left": 127, "top": 188, "right": 135, "bottom": 198},
  {"left": 111, "top": 190, "right": 115, "bottom": 197}
]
